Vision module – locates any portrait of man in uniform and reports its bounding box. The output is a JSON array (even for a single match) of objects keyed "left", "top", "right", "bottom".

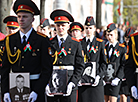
[
  {"left": 9, "top": 73, "right": 30, "bottom": 102},
  {"left": 104, "top": 63, "right": 116, "bottom": 83},
  {"left": 79, "top": 62, "right": 96, "bottom": 85},
  {"left": 49, "top": 69, "right": 67, "bottom": 95}
]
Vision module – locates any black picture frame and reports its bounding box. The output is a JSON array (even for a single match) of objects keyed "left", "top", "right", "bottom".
[
  {"left": 103, "top": 62, "right": 116, "bottom": 83},
  {"left": 49, "top": 69, "right": 68, "bottom": 95},
  {"left": 79, "top": 62, "right": 96, "bottom": 85}
]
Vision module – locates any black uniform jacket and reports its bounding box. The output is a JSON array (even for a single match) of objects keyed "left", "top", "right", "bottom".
[
  {"left": 10, "top": 86, "right": 30, "bottom": 101},
  {"left": 80, "top": 37, "right": 107, "bottom": 78},
  {"left": 105, "top": 42, "right": 126, "bottom": 79},
  {"left": 125, "top": 33, "right": 138, "bottom": 90},
  {"left": 1, "top": 29, "right": 53, "bottom": 95},
  {"left": 50, "top": 35, "right": 85, "bottom": 86}
]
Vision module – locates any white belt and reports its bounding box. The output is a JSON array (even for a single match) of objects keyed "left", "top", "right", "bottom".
[
  {"left": 53, "top": 66, "right": 74, "bottom": 70},
  {"left": 30, "top": 74, "right": 40, "bottom": 80}
]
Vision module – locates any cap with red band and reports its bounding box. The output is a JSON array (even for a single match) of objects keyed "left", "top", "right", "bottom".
[
  {"left": 69, "top": 22, "right": 84, "bottom": 32},
  {"left": 3, "top": 16, "right": 19, "bottom": 29},
  {"left": 50, "top": 9, "right": 74, "bottom": 23},
  {"left": 106, "top": 23, "right": 116, "bottom": 32},
  {"left": 13, "top": 0, "right": 40, "bottom": 15}
]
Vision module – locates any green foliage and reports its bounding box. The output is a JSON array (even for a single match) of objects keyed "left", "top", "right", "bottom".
[{"left": 113, "top": 0, "right": 138, "bottom": 26}]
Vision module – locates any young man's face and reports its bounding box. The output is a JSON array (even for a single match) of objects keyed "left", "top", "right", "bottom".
[
  {"left": 16, "top": 77, "right": 24, "bottom": 89},
  {"left": 85, "top": 25, "right": 96, "bottom": 37},
  {"left": 6, "top": 27, "right": 19, "bottom": 35},
  {"left": 71, "top": 29, "right": 82, "bottom": 39},
  {"left": 55, "top": 23, "right": 69, "bottom": 37},
  {"left": 17, "top": 12, "right": 34, "bottom": 30}
]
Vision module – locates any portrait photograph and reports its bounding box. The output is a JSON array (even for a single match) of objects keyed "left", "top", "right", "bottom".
[
  {"left": 103, "top": 62, "right": 116, "bottom": 83},
  {"left": 49, "top": 69, "right": 67, "bottom": 95},
  {"left": 9, "top": 73, "right": 30, "bottom": 102},
  {"left": 79, "top": 62, "right": 96, "bottom": 85}
]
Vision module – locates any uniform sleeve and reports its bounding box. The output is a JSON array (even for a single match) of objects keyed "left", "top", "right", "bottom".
[
  {"left": 116, "top": 46, "right": 126, "bottom": 79},
  {"left": 33, "top": 37, "right": 53, "bottom": 94},
  {"left": 69, "top": 42, "right": 85, "bottom": 85},
  {"left": 124, "top": 39, "right": 136, "bottom": 90},
  {"left": 1, "top": 37, "right": 11, "bottom": 95},
  {"left": 97, "top": 41, "right": 107, "bottom": 77}
]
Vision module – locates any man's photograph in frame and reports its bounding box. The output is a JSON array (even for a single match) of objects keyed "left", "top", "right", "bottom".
[
  {"left": 79, "top": 62, "right": 96, "bottom": 85},
  {"left": 49, "top": 69, "right": 67, "bottom": 95},
  {"left": 103, "top": 62, "right": 116, "bottom": 83},
  {"left": 9, "top": 73, "right": 30, "bottom": 102}
]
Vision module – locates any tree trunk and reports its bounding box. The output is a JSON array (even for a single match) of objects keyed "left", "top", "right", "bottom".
[
  {"left": 96, "top": 0, "right": 102, "bottom": 28},
  {"left": 40, "top": 0, "right": 45, "bottom": 20},
  {"left": 0, "top": 0, "right": 12, "bottom": 34}
]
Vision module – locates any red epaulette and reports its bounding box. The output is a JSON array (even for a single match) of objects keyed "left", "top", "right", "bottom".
[
  {"left": 130, "top": 32, "right": 138, "bottom": 37},
  {"left": 96, "top": 38, "right": 103, "bottom": 42},
  {"left": 37, "top": 32, "right": 47, "bottom": 38},
  {"left": 119, "top": 43, "right": 125, "bottom": 47},
  {"left": 71, "top": 37, "right": 79, "bottom": 42},
  {"left": 50, "top": 37, "right": 54, "bottom": 41},
  {"left": 0, "top": 38, "right": 5, "bottom": 41},
  {"left": 105, "top": 44, "right": 108, "bottom": 47},
  {"left": 79, "top": 39, "right": 83, "bottom": 41}
]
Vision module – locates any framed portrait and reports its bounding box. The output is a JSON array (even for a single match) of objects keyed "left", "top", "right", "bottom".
[
  {"left": 103, "top": 62, "right": 116, "bottom": 83},
  {"left": 79, "top": 62, "right": 96, "bottom": 85},
  {"left": 9, "top": 73, "right": 30, "bottom": 102},
  {"left": 49, "top": 69, "right": 68, "bottom": 95}
]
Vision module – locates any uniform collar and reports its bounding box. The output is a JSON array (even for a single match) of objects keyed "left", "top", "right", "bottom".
[
  {"left": 109, "top": 41, "right": 118, "bottom": 47},
  {"left": 20, "top": 27, "right": 33, "bottom": 40},
  {"left": 86, "top": 35, "right": 94, "bottom": 42},
  {"left": 57, "top": 33, "right": 68, "bottom": 43}
]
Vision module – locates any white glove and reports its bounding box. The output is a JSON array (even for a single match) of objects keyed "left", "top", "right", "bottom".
[
  {"left": 111, "top": 77, "right": 120, "bottom": 86},
  {"left": 131, "top": 86, "right": 138, "bottom": 99},
  {"left": 63, "top": 82, "right": 75, "bottom": 96},
  {"left": 92, "top": 75, "right": 100, "bottom": 87},
  {"left": 4, "top": 93, "right": 11, "bottom": 102},
  {"left": 103, "top": 80, "right": 106, "bottom": 86},
  {"left": 28, "top": 91, "right": 37, "bottom": 102},
  {"left": 45, "top": 84, "right": 54, "bottom": 97}
]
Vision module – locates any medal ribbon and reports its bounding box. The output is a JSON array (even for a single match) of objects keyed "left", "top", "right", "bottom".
[
  {"left": 24, "top": 42, "right": 32, "bottom": 52},
  {"left": 89, "top": 45, "right": 96, "bottom": 53},
  {"left": 58, "top": 47, "right": 67, "bottom": 56},
  {"left": 113, "top": 49, "right": 120, "bottom": 57}
]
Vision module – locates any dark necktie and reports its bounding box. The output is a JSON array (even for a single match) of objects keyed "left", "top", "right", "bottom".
[
  {"left": 23, "top": 35, "right": 26, "bottom": 46},
  {"left": 109, "top": 45, "right": 113, "bottom": 51},
  {"left": 87, "top": 39, "right": 90, "bottom": 46},
  {"left": 60, "top": 38, "right": 64, "bottom": 48}
]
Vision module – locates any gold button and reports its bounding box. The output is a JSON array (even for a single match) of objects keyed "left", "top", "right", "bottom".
[
  {"left": 60, "top": 56, "right": 62, "bottom": 58},
  {"left": 60, "top": 62, "right": 62, "bottom": 64},
  {"left": 22, "top": 56, "right": 24, "bottom": 58},
  {"left": 22, "top": 66, "right": 24, "bottom": 68}
]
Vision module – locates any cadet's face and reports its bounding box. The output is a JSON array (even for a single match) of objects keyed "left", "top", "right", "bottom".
[
  {"left": 55, "top": 23, "right": 69, "bottom": 37},
  {"left": 107, "top": 64, "right": 114, "bottom": 76},
  {"left": 85, "top": 25, "right": 96, "bottom": 37},
  {"left": 106, "top": 30, "right": 116, "bottom": 43},
  {"left": 71, "top": 29, "right": 81, "bottom": 39},
  {"left": 16, "top": 77, "right": 24, "bottom": 89},
  {"left": 17, "top": 12, "right": 34, "bottom": 30},
  {"left": 6, "top": 27, "right": 19, "bottom": 35},
  {"left": 85, "top": 67, "right": 91, "bottom": 76},
  {"left": 41, "top": 26, "right": 49, "bottom": 36}
]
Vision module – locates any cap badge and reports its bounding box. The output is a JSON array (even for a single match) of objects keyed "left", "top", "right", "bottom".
[
  {"left": 40, "top": 25, "right": 43, "bottom": 27},
  {"left": 74, "top": 26, "right": 76, "bottom": 28},
  {"left": 58, "top": 17, "right": 61, "bottom": 20},
  {"left": 21, "top": 6, "right": 23, "bottom": 9},
  {"left": 11, "top": 22, "right": 14, "bottom": 25},
  {"left": 87, "top": 23, "right": 90, "bottom": 25}
]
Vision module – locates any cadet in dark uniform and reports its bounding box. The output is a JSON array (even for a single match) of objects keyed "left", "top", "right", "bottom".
[
  {"left": 1, "top": 0, "right": 53, "bottom": 102},
  {"left": 3, "top": 16, "right": 19, "bottom": 35},
  {"left": 68, "top": 22, "right": 84, "bottom": 40},
  {"left": 104, "top": 23, "right": 126, "bottom": 102},
  {"left": 39, "top": 18, "right": 51, "bottom": 37},
  {"left": 124, "top": 29, "right": 138, "bottom": 102},
  {"left": 119, "top": 27, "right": 134, "bottom": 102},
  {"left": 78, "top": 16, "right": 107, "bottom": 102},
  {"left": 46, "top": 9, "right": 85, "bottom": 102}
]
